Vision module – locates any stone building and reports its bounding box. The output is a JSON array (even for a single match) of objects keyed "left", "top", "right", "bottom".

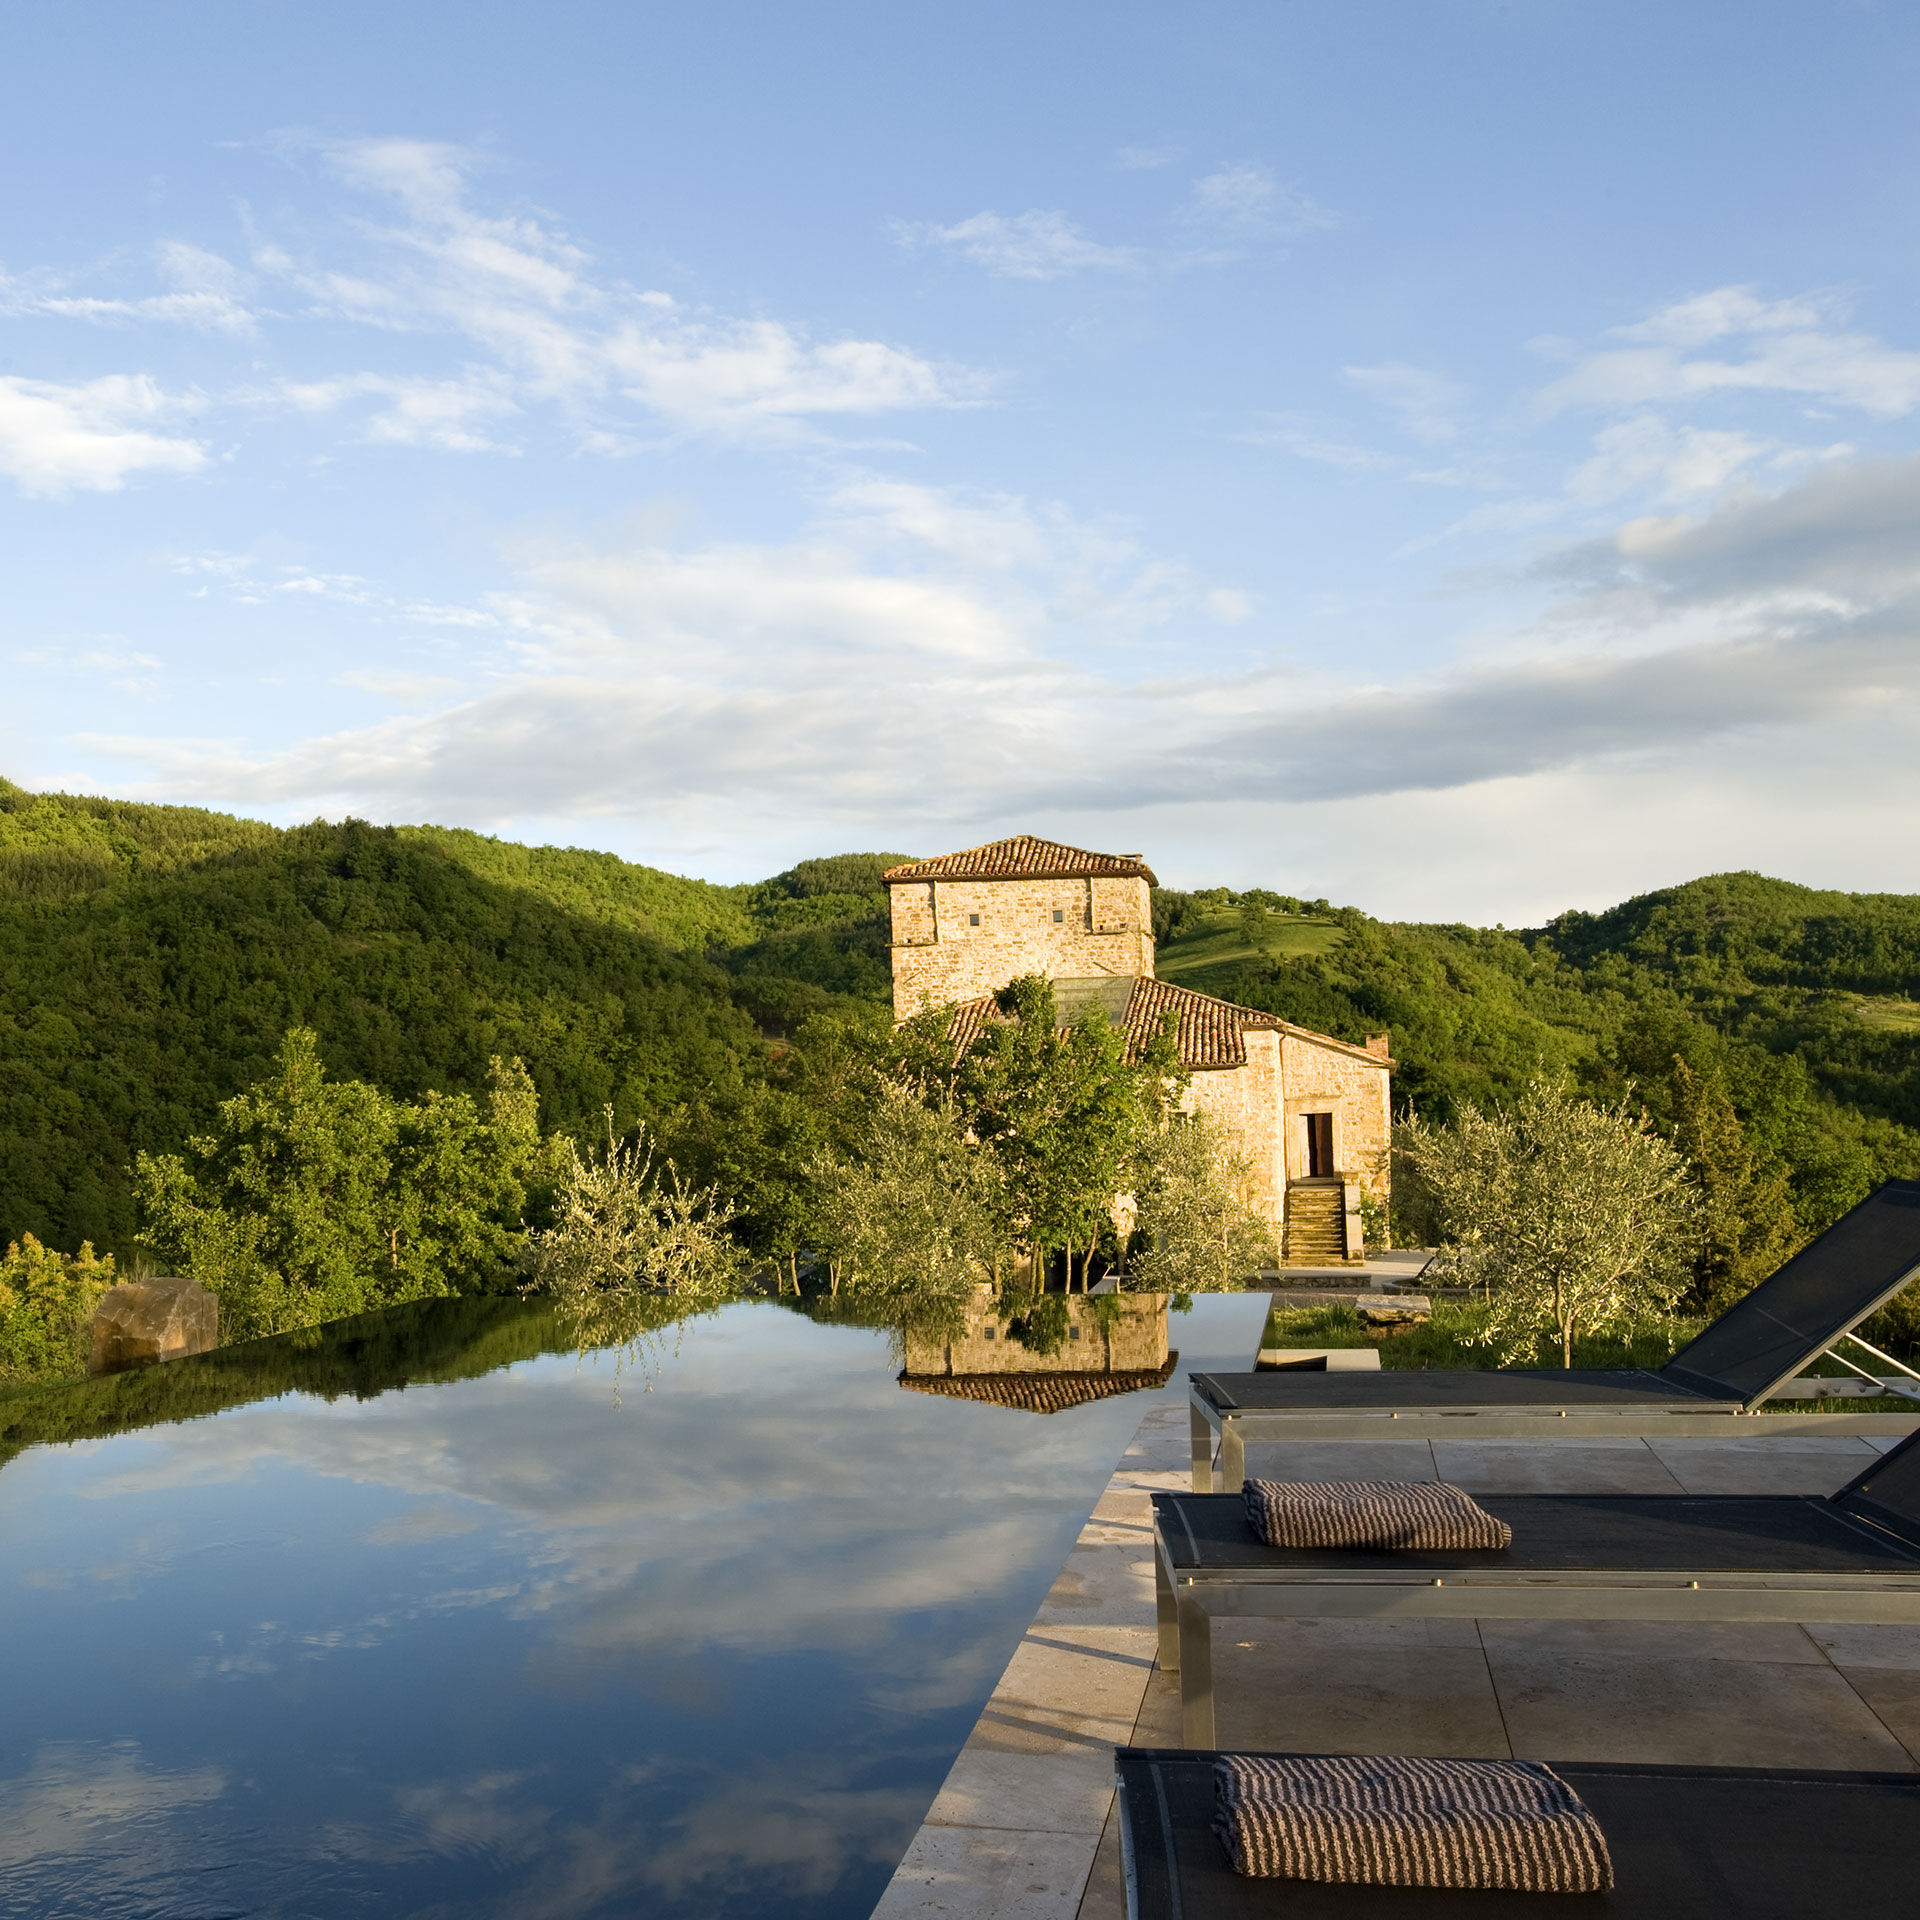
[{"left": 884, "top": 835, "right": 1391, "bottom": 1263}]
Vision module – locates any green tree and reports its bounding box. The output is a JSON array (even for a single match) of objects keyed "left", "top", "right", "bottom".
[
  {"left": 942, "top": 976, "right": 1184, "bottom": 1288},
  {"left": 134, "top": 1030, "right": 539, "bottom": 1339},
  {"left": 0, "top": 1234, "right": 117, "bottom": 1382},
  {"left": 1128, "top": 1112, "right": 1278, "bottom": 1291},
  {"left": 1665, "top": 1058, "right": 1803, "bottom": 1312},
  {"left": 1400, "top": 1078, "right": 1698, "bottom": 1367}
]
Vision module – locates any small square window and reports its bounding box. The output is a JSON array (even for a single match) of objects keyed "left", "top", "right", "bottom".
[
  {"left": 983, "top": 1325, "right": 995, "bottom": 1340},
  {"left": 1052, "top": 909, "right": 1064, "bottom": 923},
  {"left": 968, "top": 912, "right": 980, "bottom": 926},
  {"left": 1069, "top": 1324, "right": 1081, "bottom": 1340}
]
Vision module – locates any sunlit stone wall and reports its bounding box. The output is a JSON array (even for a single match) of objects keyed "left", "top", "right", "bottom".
[{"left": 888, "top": 874, "right": 1154, "bottom": 1015}]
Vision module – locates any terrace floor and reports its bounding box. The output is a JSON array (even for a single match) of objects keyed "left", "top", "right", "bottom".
[{"left": 870, "top": 1406, "right": 1920, "bottom": 1920}]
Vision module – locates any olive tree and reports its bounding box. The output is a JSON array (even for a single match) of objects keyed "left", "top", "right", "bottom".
[
  {"left": 809, "top": 1082, "right": 1012, "bottom": 1323},
  {"left": 1128, "top": 1111, "right": 1279, "bottom": 1291},
  {"left": 1399, "top": 1078, "right": 1698, "bottom": 1367}
]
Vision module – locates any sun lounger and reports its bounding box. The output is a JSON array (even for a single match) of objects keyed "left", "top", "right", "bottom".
[
  {"left": 1115, "top": 1747, "right": 1920, "bottom": 1919},
  {"left": 1191, "top": 1180, "right": 1920, "bottom": 1490},
  {"left": 1153, "top": 1426, "right": 1920, "bottom": 1745}
]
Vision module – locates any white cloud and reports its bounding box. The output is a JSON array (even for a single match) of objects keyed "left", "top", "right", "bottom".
[
  {"left": 1186, "top": 164, "right": 1336, "bottom": 237},
  {"left": 96, "top": 453, "right": 1920, "bottom": 861},
  {"left": 1344, "top": 364, "right": 1465, "bottom": 445},
  {"left": 275, "top": 136, "right": 983, "bottom": 440},
  {"left": 1565, "top": 414, "right": 1772, "bottom": 506},
  {"left": 279, "top": 369, "right": 520, "bottom": 451},
  {"left": 0, "top": 374, "right": 206, "bottom": 495},
  {"left": 1538, "top": 283, "right": 1920, "bottom": 418},
  {"left": 893, "top": 209, "right": 1141, "bottom": 279},
  {"left": 1, "top": 136, "right": 983, "bottom": 462}
]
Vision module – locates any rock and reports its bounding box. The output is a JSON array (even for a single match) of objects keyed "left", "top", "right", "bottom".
[
  {"left": 87, "top": 1278, "right": 218, "bottom": 1376},
  {"left": 1355, "top": 1295, "right": 1430, "bottom": 1326}
]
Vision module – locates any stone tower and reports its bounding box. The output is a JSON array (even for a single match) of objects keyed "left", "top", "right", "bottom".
[{"left": 883, "top": 836, "right": 1157, "bottom": 1016}]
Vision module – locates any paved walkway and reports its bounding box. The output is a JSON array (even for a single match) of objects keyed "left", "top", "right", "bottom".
[{"left": 871, "top": 1408, "right": 1920, "bottom": 1920}]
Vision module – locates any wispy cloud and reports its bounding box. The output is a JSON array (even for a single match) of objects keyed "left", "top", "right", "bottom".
[
  {"left": 1, "top": 242, "right": 259, "bottom": 336},
  {"left": 1344, "top": 363, "right": 1465, "bottom": 445},
  {"left": 892, "top": 209, "right": 1142, "bottom": 279},
  {"left": 1536, "top": 283, "right": 1920, "bottom": 418},
  {"left": 1186, "top": 164, "right": 1337, "bottom": 238},
  {"left": 0, "top": 374, "right": 207, "bottom": 495}
]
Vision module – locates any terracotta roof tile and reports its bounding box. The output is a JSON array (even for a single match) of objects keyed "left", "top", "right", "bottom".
[
  {"left": 933, "top": 975, "right": 1391, "bottom": 1073},
  {"left": 884, "top": 836, "right": 1158, "bottom": 886}
]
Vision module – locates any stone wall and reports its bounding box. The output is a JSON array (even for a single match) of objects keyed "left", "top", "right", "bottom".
[
  {"left": 888, "top": 873, "right": 1154, "bottom": 1014},
  {"left": 1182, "top": 1031, "right": 1286, "bottom": 1232},
  {"left": 1280, "top": 1030, "right": 1393, "bottom": 1199}
]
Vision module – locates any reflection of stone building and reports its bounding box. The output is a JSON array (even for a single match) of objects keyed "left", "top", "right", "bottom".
[
  {"left": 898, "top": 1289, "right": 1176, "bottom": 1413},
  {"left": 884, "top": 836, "right": 1392, "bottom": 1263}
]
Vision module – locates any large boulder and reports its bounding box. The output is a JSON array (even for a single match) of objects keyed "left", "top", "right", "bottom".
[{"left": 88, "top": 1278, "right": 219, "bottom": 1376}]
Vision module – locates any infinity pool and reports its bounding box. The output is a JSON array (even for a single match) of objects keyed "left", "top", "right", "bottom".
[{"left": 0, "top": 1291, "right": 1265, "bottom": 1918}]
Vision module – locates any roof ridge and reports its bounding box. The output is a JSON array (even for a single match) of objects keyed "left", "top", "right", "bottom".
[{"left": 884, "top": 835, "right": 1158, "bottom": 885}]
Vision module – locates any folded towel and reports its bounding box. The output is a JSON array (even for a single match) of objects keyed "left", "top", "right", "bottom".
[
  {"left": 1214, "top": 1754, "right": 1612, "bottom": 1892},
  {"left": 1244, "top": 1478, "right": 1512, "bottom": 1550}
]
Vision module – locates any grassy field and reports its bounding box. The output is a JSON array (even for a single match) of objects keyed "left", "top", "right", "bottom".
[
  {"left": 1156, "top": 909, "right": 1345, "bottom": 998},
  {"left": 1855, "top": 997, "right": 1920, "bottom": 1034}
]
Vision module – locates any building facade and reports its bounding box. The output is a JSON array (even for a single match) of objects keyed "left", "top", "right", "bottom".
[{"left": 884, "top": 835, "right": 1392, "bottom": 1263}]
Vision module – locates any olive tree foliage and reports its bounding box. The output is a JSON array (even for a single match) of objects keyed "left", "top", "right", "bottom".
[
  {"left": 1128, "top": 1112, "right": 1279, "bottom": 1292},
  {"left": 520, "top": 1108, "right": 747, "bottom": 1363},
  {"left": 808, "top": 1082, "right": 1013, "bottom": 1335},
  {"left": 1399, "top": 1078, "right": 1699, "bottom": 1367}
]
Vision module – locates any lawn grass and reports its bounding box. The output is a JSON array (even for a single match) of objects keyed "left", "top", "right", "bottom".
[{"left": 1262, "top": 1299, "right": 1705, "bottom": 1373}]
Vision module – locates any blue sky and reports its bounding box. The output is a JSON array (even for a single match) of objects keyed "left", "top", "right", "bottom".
[{"left": 5, "top": 2, "right": 1920, "bottom": 920}]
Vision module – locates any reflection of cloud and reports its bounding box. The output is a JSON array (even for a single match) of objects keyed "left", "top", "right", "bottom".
[
  {"left": 0, "top": 1741, "right": 225, "bottom": 1874},
  {"left": 367, "top": 1502, "right": 485, "bottom": 1542}
]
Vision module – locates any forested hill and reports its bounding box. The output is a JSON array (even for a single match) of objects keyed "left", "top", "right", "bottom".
[
  {"left": 1152, "top": 876, "right": 1920, "bottom": 1237},
  {"left": 0, "top": 779, "right": 903, "bottom": 1253},
  {"left": 5, "top": 775, "right": 1919, "bottom": 1258}
]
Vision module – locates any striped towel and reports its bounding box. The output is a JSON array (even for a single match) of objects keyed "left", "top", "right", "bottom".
[
  {"left": 1214, "top": 1754, "right": 1613, "bottom": 1892},
  {"left": 1244, "top": 1478, "right": 1512, "bottom": 1550}
]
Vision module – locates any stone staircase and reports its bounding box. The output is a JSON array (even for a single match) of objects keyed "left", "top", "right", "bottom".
[{"left": 1283, "top": 1182, "right": 1350, "bottom": 1264}]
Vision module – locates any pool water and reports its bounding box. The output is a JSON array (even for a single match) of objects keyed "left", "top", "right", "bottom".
[{"left": 0, "top": 1291, "right": 1265, "bottom": 1919}]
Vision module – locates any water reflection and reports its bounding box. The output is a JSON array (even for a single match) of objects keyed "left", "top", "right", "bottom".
[{"left": 0, "top": 1289, "right": 1266, "bottom": 1918}]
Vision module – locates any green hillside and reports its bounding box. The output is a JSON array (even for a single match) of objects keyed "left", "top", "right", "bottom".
[{"left": 5, "top": 775, "right": 1920, "bottom": 1264}]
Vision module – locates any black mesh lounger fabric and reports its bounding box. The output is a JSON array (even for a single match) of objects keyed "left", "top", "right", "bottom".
[
  {"left": 1243, "top": 1481, "right": 1513, "bottom": 1552},
  {"left": 1155, "top": 1488, "right": 1920, "bottom": 1578},
  {"left": 1213, "top": 1755, "right": 1610, "bottom": 1892},
  {"left": 1118, "top": 1749, "right": 1920, "bottom": 1919}
]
